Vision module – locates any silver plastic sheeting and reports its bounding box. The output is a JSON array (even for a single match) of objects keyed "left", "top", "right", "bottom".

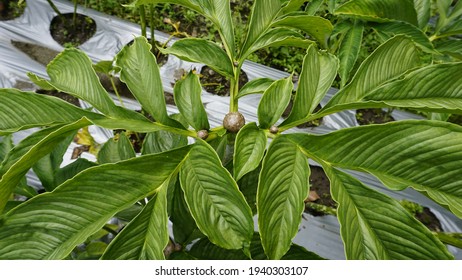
[{"left": 1, "top": 0, "right": 461, "bottom": 260}]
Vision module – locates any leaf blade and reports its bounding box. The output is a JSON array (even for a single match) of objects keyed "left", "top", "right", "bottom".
[
  {"left": 325, "top": 166, "right": 452, "bottom": 260},
  {"left": 174, "top": 71, "right": 209, "bottom": 131},
  {"left": 257, "top": 136, "right": 310, "bottom": 259},
  {"left": 233, "top": 123, "right": 267, "bottom": 181},
  {"left": 258, "top": 76, "right": 293, "bottom": 129},
  {"left": 0, "top": 146, "right": 192, "bottom": 259},
  {"left": 179, "top": 140, "right": 254, "bottom": 250}
]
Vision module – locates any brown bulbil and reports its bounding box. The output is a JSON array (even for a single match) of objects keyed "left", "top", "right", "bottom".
[
  {"left": 223, "top": 112, "right": 245, "bottom": 133},
  {"left": 197, "top": 129, "right": 209, "bottom": 140},
  {"left": 269, "top": 125, "right": 279, "bottom": 134}
]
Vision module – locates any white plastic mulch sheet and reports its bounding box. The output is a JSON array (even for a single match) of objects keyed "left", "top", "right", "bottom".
[{"left": 1, "top": 0, "right": 461, "bottom": 260}]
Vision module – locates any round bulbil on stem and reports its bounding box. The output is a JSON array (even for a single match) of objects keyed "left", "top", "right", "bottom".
[
  {"left": 269, "top": 125, "right": 279, "bottom": 134},
  {"left": 197, "top": 129, "right": 209, "bottom": 140},
  {"left": 223, "top": 112, "right": 245, "bottom": 133}
]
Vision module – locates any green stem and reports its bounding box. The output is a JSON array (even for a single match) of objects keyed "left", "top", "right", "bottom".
[
  {"left": 103, "top": 225, "right": 119, "bottom": 236},
  {"left": 434, "top": 232, "right": 462, "bottom": 249},
  {"left": 139, "top": 5, "right": 147, "bottom": 38},
  {"left": 149, "top": 4, "right": 155, "bottom": 49},
  {"left": 109, "top": 75, "right": 125, "bottom": 108},
  {"left": 305, "top": 202, "right": 337, "bottom": 216},
  {"left": 229, "top": 65, "right": 241, "bottom": 113},
  {"left": 73, "top": 0, "right": 77, "bottom": 29},
  {"left": 46, "top": 0, "right": 64, "bottom": 19}
]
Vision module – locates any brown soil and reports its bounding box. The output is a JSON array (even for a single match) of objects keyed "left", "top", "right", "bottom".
[
  {"left": 11, "top": 41, "right": 60, "bottom": 66},
  {"left": 416, "top": 207, "right": 443, "bottom": 232},
  {"left": 306, "top": 165, "right": 336, "bottom": 216},
  {"left": 50, "top": 13, "right": 96, "bottom": 47},
  {"left": 307, "top": 166, "right": 444, "bottom": 232},
  {"left": 356, "top": 108, "right": 395, "bottom": 125},
  {"left": 36, "top": 89, "right": 80, "bottom": 107},
  {"left": 200, "top": 66, "right": 248, "bottom": 96},
  {"left": 282, "top": 100, "right": 323, "bottom": 128},
  {"left": 0, "top": 0, "right": 25, "bottom": 21}
]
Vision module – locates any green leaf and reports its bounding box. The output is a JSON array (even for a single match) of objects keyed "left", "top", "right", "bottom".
[
  {"left": 280, "top": 0, "right": 306, "bottom": 14},
  {"left": 92, "top": 60, "right": 114, "bottom": 74},
  {"left": 440, "top": 20, "right": 462, "bottom": 37},
  {"left": 305, "top": 0, "right": 324, "bottom": 15},
  {"left": 281, "top": 244, "right": 325, "bottom": 260},
  {"left": 102, "top": 184, "right": 169, "bottom": 260},
  {"left": 0, "top": 89, "right": 103, "bottom": 134},
  {"left": 282, "top": 45, "right": 338, "bottom": 126},
  {"left": 241, "top": 27, "right": 313, "bottom": 60},
  {"left": 54, "top": 158, "right": 98, "bottom": 187},
  {"left": 338, "top": 20, "right": 364, "bottom": 88},
  {"left": 257, "top": 136, "right": 310, "bottom": 260},
  {"left": 179, "top": 140, "right": 253, "bottom": 250},
  {"left": 134, "top": 0, "right": 235, "bottom": 59},
  {"left": 258, "top": 76, "right": 293, "bottom": 129},
  {"left": 324, "top": 166, "right": 452, "bottom": 259},
  {"left": 272, "top": 15, "right": 333, "bottom": 49},
  {"left": 98, "top": 132, "right": 136, "bottom": 164},
  {"left": 325, "top": 36, "right": 421, "bottom": 106},
  {"left": 27, "top": 48, "right": 122, "bottom": 117},
  {"left": 285, "top": 120, "right": 462, "bottom": 219},
  {"left": 0, "top": 145, "right": 192, "bottom": 259},
  {"left": 233, "top": 123, "right": 267, "bottom": 181},
  {"left": 115, "top": 37, "right": 178, "bottom": 127},
  {"left": 238, "top": 164, "right": 260, "bottom": 215},
  {"left": 32, "top": 133, "right": 76, "bottom": 191},
  {"left": 0, "top": 119, "right": 90, "bottom": 213},
  {"left": 0, "top": 135, "right": 13, "bottom": 162},
  {"left": 170, "top": 178, "right": 199, "bottom": 245},
  {"left": 372, "top": 21, "right": 434, "bottom": 53},
  {"left": 188, "top": 237, "right": 248, "bottom": 260},
  {"left": 174, "top": 71, "right": 209, "bottom": 131},
  {"left": 413, "top": 0, "right": 431, "bottom": 29},
  {"left": 335, "top": 0, "right": 418, "bottom": 26},
  {"left": 435, "top": 40, "right": 462, "bottom": 60},
  {"left": 162, "top": 38, "right": 234, "bottom": 78},
  {"left": 361, "top": 62, "right": 462, "bottom": 112},
  {"left": 450, "top": 0, "right": 462, "bottom": 19},
  {"left": 241, "top": 0, "right": 285, "bottom": 60},
  {"left": 141, "top": 130, "right": 188, "bottom": 155},
  {"left": 237, "top": 78, "right": 274, "bottom": 99}
]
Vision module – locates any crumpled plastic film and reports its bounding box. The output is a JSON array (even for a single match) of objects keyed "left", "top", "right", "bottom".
[{"left": 0, "top": 0, "right": 461, "bottom": 260}]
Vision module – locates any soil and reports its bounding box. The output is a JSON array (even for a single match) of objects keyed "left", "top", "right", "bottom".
[
  {"left": 415, "top": 207, "right": 443, "bottom": 232},
  {"left": 126, "top": 39, "right": 169, "bottom": 66},
  {"left": 355, "top": 108, "right": 395, "bottom": 125},
  {"left": 36, "top": 89, "right": 81, "bottom": 107},
  {"left": 0, "top": 0, "right": 25, "bottom": 21},
  {"left": 306, "top": 165, "right": 444, "bottom": 232},
  {"left": 200, "top": 66, "right": 248, "bottom": 96},
  {"left": 282, "top": 100, "right": 323, "bottom": 128},
  {"left": 11, "top": 40, "right": 60, "bottom": 65},
  {"left": 305, "top": 165, "right": 337, "bottom": 216},
  {"left": 50, "top": 13, "right": 96, "bottom": 47}
]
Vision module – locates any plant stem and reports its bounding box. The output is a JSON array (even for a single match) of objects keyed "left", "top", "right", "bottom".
[
  {"left": 305, "top": 202, "right": 337, "bottom": 216},
  {"left": 229, "top": 65, "right": 241, "bottom": 113},
  {"left": 103, "top": 225, "right": 119, "bottom": 236},
  {"left": 434, "top": 232, "right": 462, "bottom": 249},
  {"left": 139, "top": 5, "right": 147, "bottom": 38},
  {"left": 46, "top": 0, "right": 64, "bottom": 19},
  {"left": 149, "top": 4, "right": 155, "bottom": 50},
  {"left": 73, "top": 0, "right": 77, "bottom": 29},
  {"left": 109, "top": 75, "right": 125, "bottom": 108}
]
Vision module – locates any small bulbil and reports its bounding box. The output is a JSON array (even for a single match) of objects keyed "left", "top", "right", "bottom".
[
  {"left": 223, "top": 112, "right": 245, "bottom": 133},
  {"left": 197, "top": 129, "right": 209, "bottom": 140},
  {"left": 269, "top": 125, "right": 279, "bottom": 134}
]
